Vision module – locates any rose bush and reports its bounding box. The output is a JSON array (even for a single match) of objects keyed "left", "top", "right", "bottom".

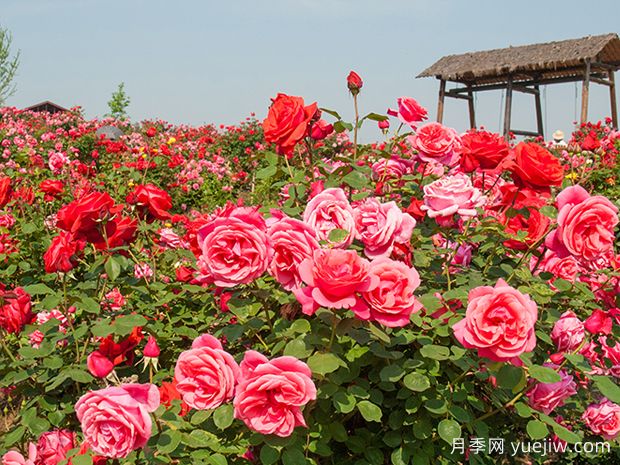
[{"left": 0, "top": 76, "right": 619, "bottom": 465}]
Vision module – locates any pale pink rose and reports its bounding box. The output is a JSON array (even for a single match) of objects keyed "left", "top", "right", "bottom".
[
  {"left": 266, "top": 211, "right": 319, "bottom": 290},
  {"left": 387, "top": 97, "right": 428, "bottom": 127},
  {"left": 551, "top": 311, "right": 585, "bottom": 352},
  {"left": 421, "top": 173, "right": 486, "bottom": 226},
  {"left": 360, "top": 257, "right": 422, "bottom": 327},
  {"left": 48, "top": 152, "right": 69, "bottom": 174},
  {"left": 134, "top": 263, "right": 153, "bottom": 279},
  {"left": 302, "top": 188, "right": 355, "bottom": 248},
  {"left": 197, "top": 206, "right": 272, "bottom": 288},
  {"left": 174, "top": 334, "right": 240, "bottom": 410},
  {"left": 158, "top": 228, "right": 187, "bottom": 249},
  {"left": 293, "top": 248, "right": 378, "bottom": 316},
  {"left": 2, "top": 443, "right": 37, "bottom": 465},
  {"left": 527, "top": 366, "right": 577, "bottom": 414},
  {"left": 452, "top": 279, "right": 538, "bottom": 362},
  {"left": 75, "top": 384, "right": 160, "bottom": 458},
  {"left": 353, "top": 198, "right": 416, "bottom": 258},
  {"left": 582, "top": 399, "right": 620, "bottom": 440},
  {"left": 409, "top": 122, "right": 461, "bottom": 165},
  {"left": 234, "top": 351, "right": 316, "bottom": 437},
  {"left": 36, "top": 430, "right": 76, "bottom": 465},
  {"left": 371, "top": 157, "right": 410, "bottom": 182},
  {"left": 546, "top": 185, "right": 618, "bottom": 262}
]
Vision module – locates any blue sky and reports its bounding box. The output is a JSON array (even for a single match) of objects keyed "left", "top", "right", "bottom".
[{"left": 3, "top": 0, "right": 619, "bottom": 140}]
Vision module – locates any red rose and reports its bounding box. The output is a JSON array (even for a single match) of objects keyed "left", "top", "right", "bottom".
[
  {"left": 510, "top": 142, "right": 564, "bottom": 188},
  {"left": 502, "top": 208, "right": 550, "bottom": 251},
  {"left": 44, "top": 231, "right": 86, "bottom": 273},
  {"left": 39, "top": 180, "right": 65, "bottom": 200},
  {"left": 101, "top": 216, "right": 137, "bottom": 250},
  {"left": 460, "top": 130, "right": 509, "bottom": 172},
  {"left": 310, "top": 119, "right": 333, "bottom": 140},
  {"left": 347, "top": 71, "right": 363, "bottom": 95},
  {"left": 584, "top": 309, "right": 613, "bottom": 335},
  {"left": 56, "top": 191, "right": 122, "bottom": 243},
  {"left": 145, "top": 127, "right": 157, "bottom": 138},
  {"left": 0, "top": 177, "right": 12, "bottom": 208},
  {"left": 0, "top": 286, "right": 32, "bottom": 334},
  {"left": 262, "top": 93, "right": 318, "bottom": 156},
  {"left": 126, "top": 184, "right": 172, "bottom": 220}
]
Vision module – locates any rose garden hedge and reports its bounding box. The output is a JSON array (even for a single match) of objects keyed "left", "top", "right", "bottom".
[{"left": 0, "top": 74, "right": 619, "bottom": 465}]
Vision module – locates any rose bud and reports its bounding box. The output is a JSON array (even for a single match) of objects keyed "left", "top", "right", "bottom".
[
  {"left": 143, "top": 336, "right": 160, "bottom": 358},
  {"left": 378, "top": 119, "right": 390, "bottom": 132},
  {"left": 347, "top": 71, "right": 363, "bottom": 95},
  {"left": 87, "top": 351, "right": 114, "bottom": 379}
]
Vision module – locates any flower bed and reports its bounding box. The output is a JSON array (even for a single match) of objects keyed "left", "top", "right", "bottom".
[{"left": 0, "top": 75, "right": 619, "bottom": 465}]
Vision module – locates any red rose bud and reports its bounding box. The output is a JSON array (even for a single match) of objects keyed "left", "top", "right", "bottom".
[
  {"left": 143, "top": 335, "right": 160, "bottom": 357},
  {"left": 347, "top": 71, "right": 363, "bottom": 95},
  {"left": 310, "top": 119, "right": 333, "bottom": 140},
  {"left": 87, "top": 351, "right": 114, "bottom": 378},
  {"left": 378, "top": 119, "right": 390, "bottom": 131},
  {"left": 145, "top": 127, "right": 157, "bottom": 137}
]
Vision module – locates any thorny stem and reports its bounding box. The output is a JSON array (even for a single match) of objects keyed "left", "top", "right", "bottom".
[{"left": 353, "top": 94, "right": 359, "bottom": 160}]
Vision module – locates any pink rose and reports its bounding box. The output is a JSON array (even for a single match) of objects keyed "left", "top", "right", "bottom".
[
  {"left": 302, "top": 188, "right": 355, "bottom": 248},
  {"left": 353, "top": 198, "right": 416, "bottom": 258},
  {"left": 387, "top": 97, "right": 428, "bottom": 127},
  {"left": 267, "top": 211, "right": 319, "bottom": 290},
  {"left": 409, "top": 122, "right": 461, "bottom": 165},
  {"left": 582, "top": 399, "right": 620, "bottom": 440},
  {"left": 293, "top": 248, "right": 378, "bottom": 316},
  {"left": 2, "top": 444, "right": 37, "bottom": 465},
  {"left": 234, "top": 351, "right": 316, "bottom": 437},
  {"left": 75, "top": 383, "right": 160, "bottom": 458},
  {"left": 36, "top": 430, "right": 76, "bottom": 465},
  {"left": 371, "top": 157, "right": 410, "bottom": 182},
  {"left": 452, "top": 279, "right": 538, "bottom": 362},
  {"left": 421, "top": 173, "right": 486, "bottom": 226},
  {"left": 539, "top": 252, "right": 582, "bottom": 283},
  {"left": 174, "top": 334, "right": 240, "bottom": 410},
  {"left": 360, "top": 257, "right": 422, "bottom": 327},
  {"left": 197, "top": 206, "right": 272, "bottom": 287},
  {"left": 551, "top": 311, "right": 585, "bottom": 352},
  {"left": 159, "top": 228, "right": 187, "bottom": 249},
  {"left": 527, "top": 366, "right": 577, "bottom": 414},
  {"left": 546, "top": 185, "right": 618, "bottom": 262}
]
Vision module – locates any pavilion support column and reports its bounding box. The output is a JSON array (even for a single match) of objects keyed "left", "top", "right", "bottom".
[
  {"left": 467, "top": 89, "right": 476, "bottom": 129},
  {"left": 581, "top": 59, "right": 591, "bottom": 124},
  {"left": 534, "top": 84, "right": 544, "bottom": 138},
  {"left": 503, "top": 76, "right": 513, "bottom": 139},
  {"left": 609, "top": 70, "right": 618, "bottom": 129},
  {"left": 437, "top": 79, "right": 446, "bottom": 123}
]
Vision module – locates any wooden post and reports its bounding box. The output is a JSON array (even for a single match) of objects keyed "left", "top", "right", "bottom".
[
  {"left": 437, "top": 79, "right": 446, "bottom": 123},
  {"left": 581, "top": 59, "right": 591, "bottom": 124},
  {"left": 534, "top": 84, "right": 544, "bottom": 138},
  {"left": 467, "top": 89, "right": 476, "bottom": 129},
  {"left": 503, "top": 76, "right": 513, "bottom": 139},
  {"left": 609, "top": 70, "right": 618, "bottom": 129}
]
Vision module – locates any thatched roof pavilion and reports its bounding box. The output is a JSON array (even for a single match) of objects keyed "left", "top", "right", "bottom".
[{"left": 418, "top": 34, "right": 620, "bottom": 138}]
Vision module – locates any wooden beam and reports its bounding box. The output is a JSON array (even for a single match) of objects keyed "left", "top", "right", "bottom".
[
  {"left": 467, "top": 89, "right": 476, "bottom": 129},
  {"left": 445, "top": 72, "right": 610, "bottom": 93},
  {"left": 610, "top": 70, "right": 618, "bottom": 129},
  {"left": 590, "top": 77, "right": 612, "bottom": 86},
  {"left": 445, "top": 91, "right": 473, "bottom": 100},
  {"left": 511, "top": 129, "right": 541, "bottom": 137},
  {"left": 503, "top": 76, "right": 513, "bottom": 139},
  {"left": 437, "top": 79, "right": 446, "bottom": 123},
  {"left": 581, "top": 59, "right": 591, "bottom": 124},
  {"left": 534, "top": 84, "right": 544, "bottom": 138}
]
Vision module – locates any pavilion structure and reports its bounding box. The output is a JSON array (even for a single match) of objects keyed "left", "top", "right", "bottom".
[{"left": 417, "top": 33, "right": 620, "bottom": 138}]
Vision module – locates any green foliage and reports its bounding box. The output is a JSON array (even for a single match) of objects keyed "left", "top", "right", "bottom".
[
  {"left": 0, "top": 25, "right": 20, "bottom": 105},
  {"left": 106, "top": 82, "right": 130, "bottom": 119}
]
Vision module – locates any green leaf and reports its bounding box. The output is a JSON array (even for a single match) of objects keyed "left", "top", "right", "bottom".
[
  {"left": 207, "top": 453, "right": 227, "bottom": 465},
  {"left": 3, "top": 425, "right": 25, "bottom": 446},
  {"left": 307, "top": 353, "right": 343, "bottom": 376},
  {"left": 403, "top": 373, "right": 431, "bottom": 392},
  {"left": 157, "top": 430, "right": 182, "bottom": 454},
  {"left": 114, "top": 314, "right": 148, "bottom": 335},
  {"left": 22, "top": 283, "right": 54, "bottom": 295},
  {"left": 496, "top": 365, "right": 524, "bottom": 390},
  {"left": 259, "top": 445, "right": 280, "bottom": 465},
  {"left": 256, "top": 165, "right": 278, "bottom": 180},
  {"left": 369, "top": 324, "right": 391, "bottom": 344},
  {"left": 529, "top": 365, "right": 561, "bottom": 384},
  {"left": 333, "top": 391, "right": 356, "bottom": 414},
  {"left": 380, "top": 365, "right": 405, "bottom": 382},
  {"left": 526, "top": 419, "right": 548, "bottom": 440},
  {"left": 283, "top": 338, "right": 312, "bottom": 359},
  {"left": 319, "top": 107, "right": 342, "bottom": 120},
  {"left": 357, "top": 400, "right": 382, "bottom": 422},
  {"left": 592, "top": 376, "right": 620, "bottom": 403},
  {"left": 282, "top": 448, "right": 307, "bottom": 465},
  {"left": 71, "top": 455, "right": 93, "bottom": 465},
  {"left": 419, "top": 344, "right": 451, "bottom": 361},
  {"left": 342, "top": 170, "right": 368, "bottom": 189},
  {"left": 540, "top": 206, "right": 557, "bottom": 219},
  {"left": 104, "top": 256, "right": 122, "bottom": 281},
  {"left": 77, "top": 296, "right": 100, "bottom": 314},
  {"left": 327, "top": 228, "right": 349, "bottom": 244},
  {"left": 362, "top": 112, "right": 388, "bottom": 122},
  {"left": 213, "top": 404, "right": 234, "bottom": 430},
  {"left": 437, "top": 419, "right": 461, "bottom": 444}
]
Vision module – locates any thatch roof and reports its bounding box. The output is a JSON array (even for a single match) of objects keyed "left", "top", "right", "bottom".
[{"left": 417, "top": 33, "right": 620, "bottom": 85}]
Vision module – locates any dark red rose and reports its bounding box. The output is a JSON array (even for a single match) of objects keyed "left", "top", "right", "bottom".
[
  {"left": 262, "top": 93, "right": 318, "bottom": 156},
  {"left": 100, "top": 216, "right": 137, "bottom": 250},
  {"left": 0, "top": 286, "right": 32, "bottom": 334},
  {"left": 126, "top": 184, "right": 172, "bottom": 221},
  {"left": 460, "top": 130, "right": 510, "bottom": 172},
  {"left": 175, "top": 266, "right": 195, "bottom": 283},
  {"left": 510, "top": 142, "right": 564, "bottom": 188},
  {"left": 0, "top": 177, "right": 12, "bottom": 208},
  {"left": 39, "top": 179, "right": 65, "bottom": 200},
  {"left": 347, "top": 71, "right": 363, "bottom": 95},
  {"left": 12, "top": 186, "right": 34, "bottom": 205},
  {"left": 44, "top": 231, "right": 87, "bottom": 273}
]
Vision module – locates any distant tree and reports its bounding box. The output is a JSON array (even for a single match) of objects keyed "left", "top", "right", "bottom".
[
  {"left": 0, "top": 26, "right": 20, "bottom": 106},
  {"left": 106, "top": 82, "right": 130, "bottom": 119}
]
